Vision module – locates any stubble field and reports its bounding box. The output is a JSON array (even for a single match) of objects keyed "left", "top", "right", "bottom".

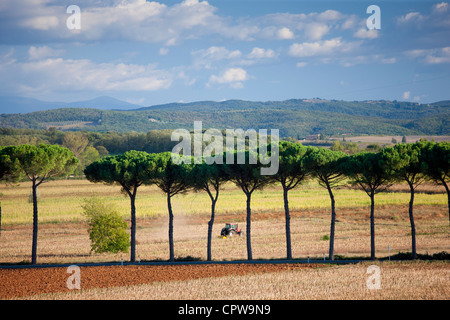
[{"left": 0, "top": 179, "right": 449, "bottom": 299}]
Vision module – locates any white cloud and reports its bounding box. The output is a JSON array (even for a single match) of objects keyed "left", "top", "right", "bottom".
[
  {"left": 182, "top": 0, "right": 204, "bottom": 6},
  {"left": 296, "top": 62, "right": 307, "bottom": 68},
  {"left": 277, "top": 27, "right": 294, "bottom": 39},
  {"left": 340, "top": 15, "right": 358, "bottom": 30},
  {"left": 159, "top": 48, "right": 169, "bottom": 56},
  {"left": 304, "top": 23, "right": 330, "bottom": 40},
  {"left": 337, "top": 54, "right": 397, "bottom": 67},
  {"left": 404, "top": 49, "right": 428, "bottom": 58},
  {"left": 381, "top": 57, "right": 397, "bottom": 64},
  {"left": 0, "top": 53, "right": 174, "bottom": 98},
  {"left": 353, "top": 28, "right": 378, "bottom": 39},
  {"left": 205, "top": 46, "right": 242, "bottom": 60},
  {"left": 397, "top": 12, "right": 423, "bottom": 24},
  {"left": 288, "top": 38, "right": 352, "bottom": 58},
  {"left": 317, "top": 10, "right": 343, "bottom": 21},
  {"left": 192, "top": 46, "right": 242, "bottom": 68},
  {"left": 210, "top": 68, "right": 248, "bottom": 83},
  {"left": 28, "top": 46, "right": 64, "bottom": 60},
  {"left": 403, "top": 91, "right": 411, "bottom": 100},
  {"left": 2, "top": 0, "right": 223, "bottom": 44},
  {"left": 209, "top": 67, "right": 249, "bottom": 88},
  {"left": 21, "top": 16, "right": 59, "bottom": 30},
  {"left": 219, "top": 24, "right": 260, "bottom": 41},
  {"left": 424, "top": 47, "right": 450, "bottom": 63},
  {"left": 247, "top": 47, "right": 276, "bottom": 59},
  {"left": 405, "top": 47, "right": 450, "bottom": 64},
  {"left": 1, "top": 1, "right": 360, "bottom": 46},
  {"left": 396, "top": 2, "right": 450, "bottom": 29},
  {"left": 193, "top": 46, "right": 277, "bottom": 68},
  {"left": 1, "top": 0, "right": 62, "bottom": 32},
  {"left": 433, "top": 2, "right": 448, "bottom": 13},
  {"left": 259, "top": 10, "right": 350, "bottom": 41}
]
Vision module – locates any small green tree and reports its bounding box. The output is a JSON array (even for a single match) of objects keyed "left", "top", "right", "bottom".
[
  {"left": 82, "top": 197, "right": 130, "bottom": 254},
  {"left": 331, "top": 141, "right": 344, "bottom": 152},
  {"left": 74, "top": 146, "right": 101, "bottom": 176},
  {"left": 62, "top": 132, "right": 89, "bottom": 158}
]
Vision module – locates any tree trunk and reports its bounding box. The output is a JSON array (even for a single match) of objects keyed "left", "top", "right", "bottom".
[
  {"left": 130, "top": 194, "right": 137, "bottom": 262},
  {"left": 370, "top": 191, "right": 375, "bottom": 260},
  {"left": 31, "top": 180, "right": 39, "bottom": 265},
  {"left": 443, "top": 181, "right": 450, "bottom": 226},
  {"left": 167, "top": 193, "right": 175, "bottom": 262},
  {"left": 408, "top": 183, "right": 417, "bottom": 259},
  {"left": 283, "top": 186, "right": 292, "bottom": 260},
  {"left": 0, "top": 201, "right": 2, "bottom": 244},
  {"left": 207, "top": 198, "right": 217, "bottom": 262},
  {"left": 246, "top": 192, "right": 252, "bottom": 261},
  {"left": 326, "top": 183, "right": 336, "bottom": 261}
]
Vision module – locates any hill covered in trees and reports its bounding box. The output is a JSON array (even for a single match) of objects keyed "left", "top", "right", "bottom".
[{"left": 0, "top": 98, "right": 449, "bottom": 138}]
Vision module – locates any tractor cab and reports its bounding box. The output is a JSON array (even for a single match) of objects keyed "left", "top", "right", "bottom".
[{"left": 220, "top": 223, "right": 242, "bottom": 237}]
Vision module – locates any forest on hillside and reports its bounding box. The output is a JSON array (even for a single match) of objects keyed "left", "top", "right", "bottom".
[
  {"left": 0, "top": 126, "right": 439, "bottom": 178},
  {"left": 0, "top": 99, "right": 448, "bottom": 137}
]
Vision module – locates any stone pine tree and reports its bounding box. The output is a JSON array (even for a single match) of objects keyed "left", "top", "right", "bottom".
[
  {"left": 189, "top": 160, "right": 227, "bottom": 261},
  {"left": 343, "top": 151, "right": 395, "bottom": 260},
  {"left": 304, "top": 147, "right": 347, "bottom": 260},
  {"left": 0, "top": 147, "right": 18, "bottom": 244},
  {"left": 271, "top": 141, "right": 308, "bottom": 260},
  {"left": 0, "top": 147, "right": 10, "bottom": 243},
  {"left": 84, "top": 150, "right": 156, "bottom": 262},
  {"left": 224, "top": 150, "right": 271, "bottom": 261},
  {"left": 0, "top": 144, "right": 78, "bottom": 264},
  {"left": 152, "top": 152, "right": 192, "bottom": 262},
  {"left": 421, "top": 142, "right": 450, "bottom": 225},
  {"left": 384, "top": 142, "right": 427, "bottom": 259}
]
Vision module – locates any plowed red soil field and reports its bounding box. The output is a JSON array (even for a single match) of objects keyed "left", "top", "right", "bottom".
[{"left": 0, "top": 263, "right": 321, "bottom": 299}]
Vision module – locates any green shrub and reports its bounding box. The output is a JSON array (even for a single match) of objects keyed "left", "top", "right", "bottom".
[
  {"left": 81, "top": 197, "right": 130, "bottom": 254},
  {"left": 321, "top": 235, "right": 330, "bottom": 241}
]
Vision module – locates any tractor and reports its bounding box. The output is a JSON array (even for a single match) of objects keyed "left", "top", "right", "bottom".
[{"left": 220, "top": 223, "right": 242, "bottom": 237}]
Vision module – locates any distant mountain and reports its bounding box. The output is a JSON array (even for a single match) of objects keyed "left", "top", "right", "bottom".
[
  {"left": 132, "top": 99, "right": 450, "bottom": 120},
  {"left": 0, "top": 96, "right": 61, "bottom": 114},
  {"left": 0, "top": 98, "right": 449, "bottom": 137},
  {"left": 64, "top": 96, "right": 141, "bottom": 110},
  {"left": 0, "top": 96, "right": 140, "bottom": 114}
]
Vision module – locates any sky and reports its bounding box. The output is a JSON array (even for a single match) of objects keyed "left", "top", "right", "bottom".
[{"left": 0, "top": 0, "right": 449, "bottom": 107}]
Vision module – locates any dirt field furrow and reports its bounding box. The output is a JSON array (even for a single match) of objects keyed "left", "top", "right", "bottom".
[{"left": 0, "top": 263, "right": 322, "bottom": 299}]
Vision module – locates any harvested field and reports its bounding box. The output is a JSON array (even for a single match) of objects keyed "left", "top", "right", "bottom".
[
  {"left": 0, "top": 263, "right": 322, "bottom": 299},
  {"left": 2, "top": 261, "right": 449, "bottom": 300}
]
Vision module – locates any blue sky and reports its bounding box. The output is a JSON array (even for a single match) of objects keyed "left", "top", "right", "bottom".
[{"left": 0, "top": 0, "right": 449, "bottom": 107}]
